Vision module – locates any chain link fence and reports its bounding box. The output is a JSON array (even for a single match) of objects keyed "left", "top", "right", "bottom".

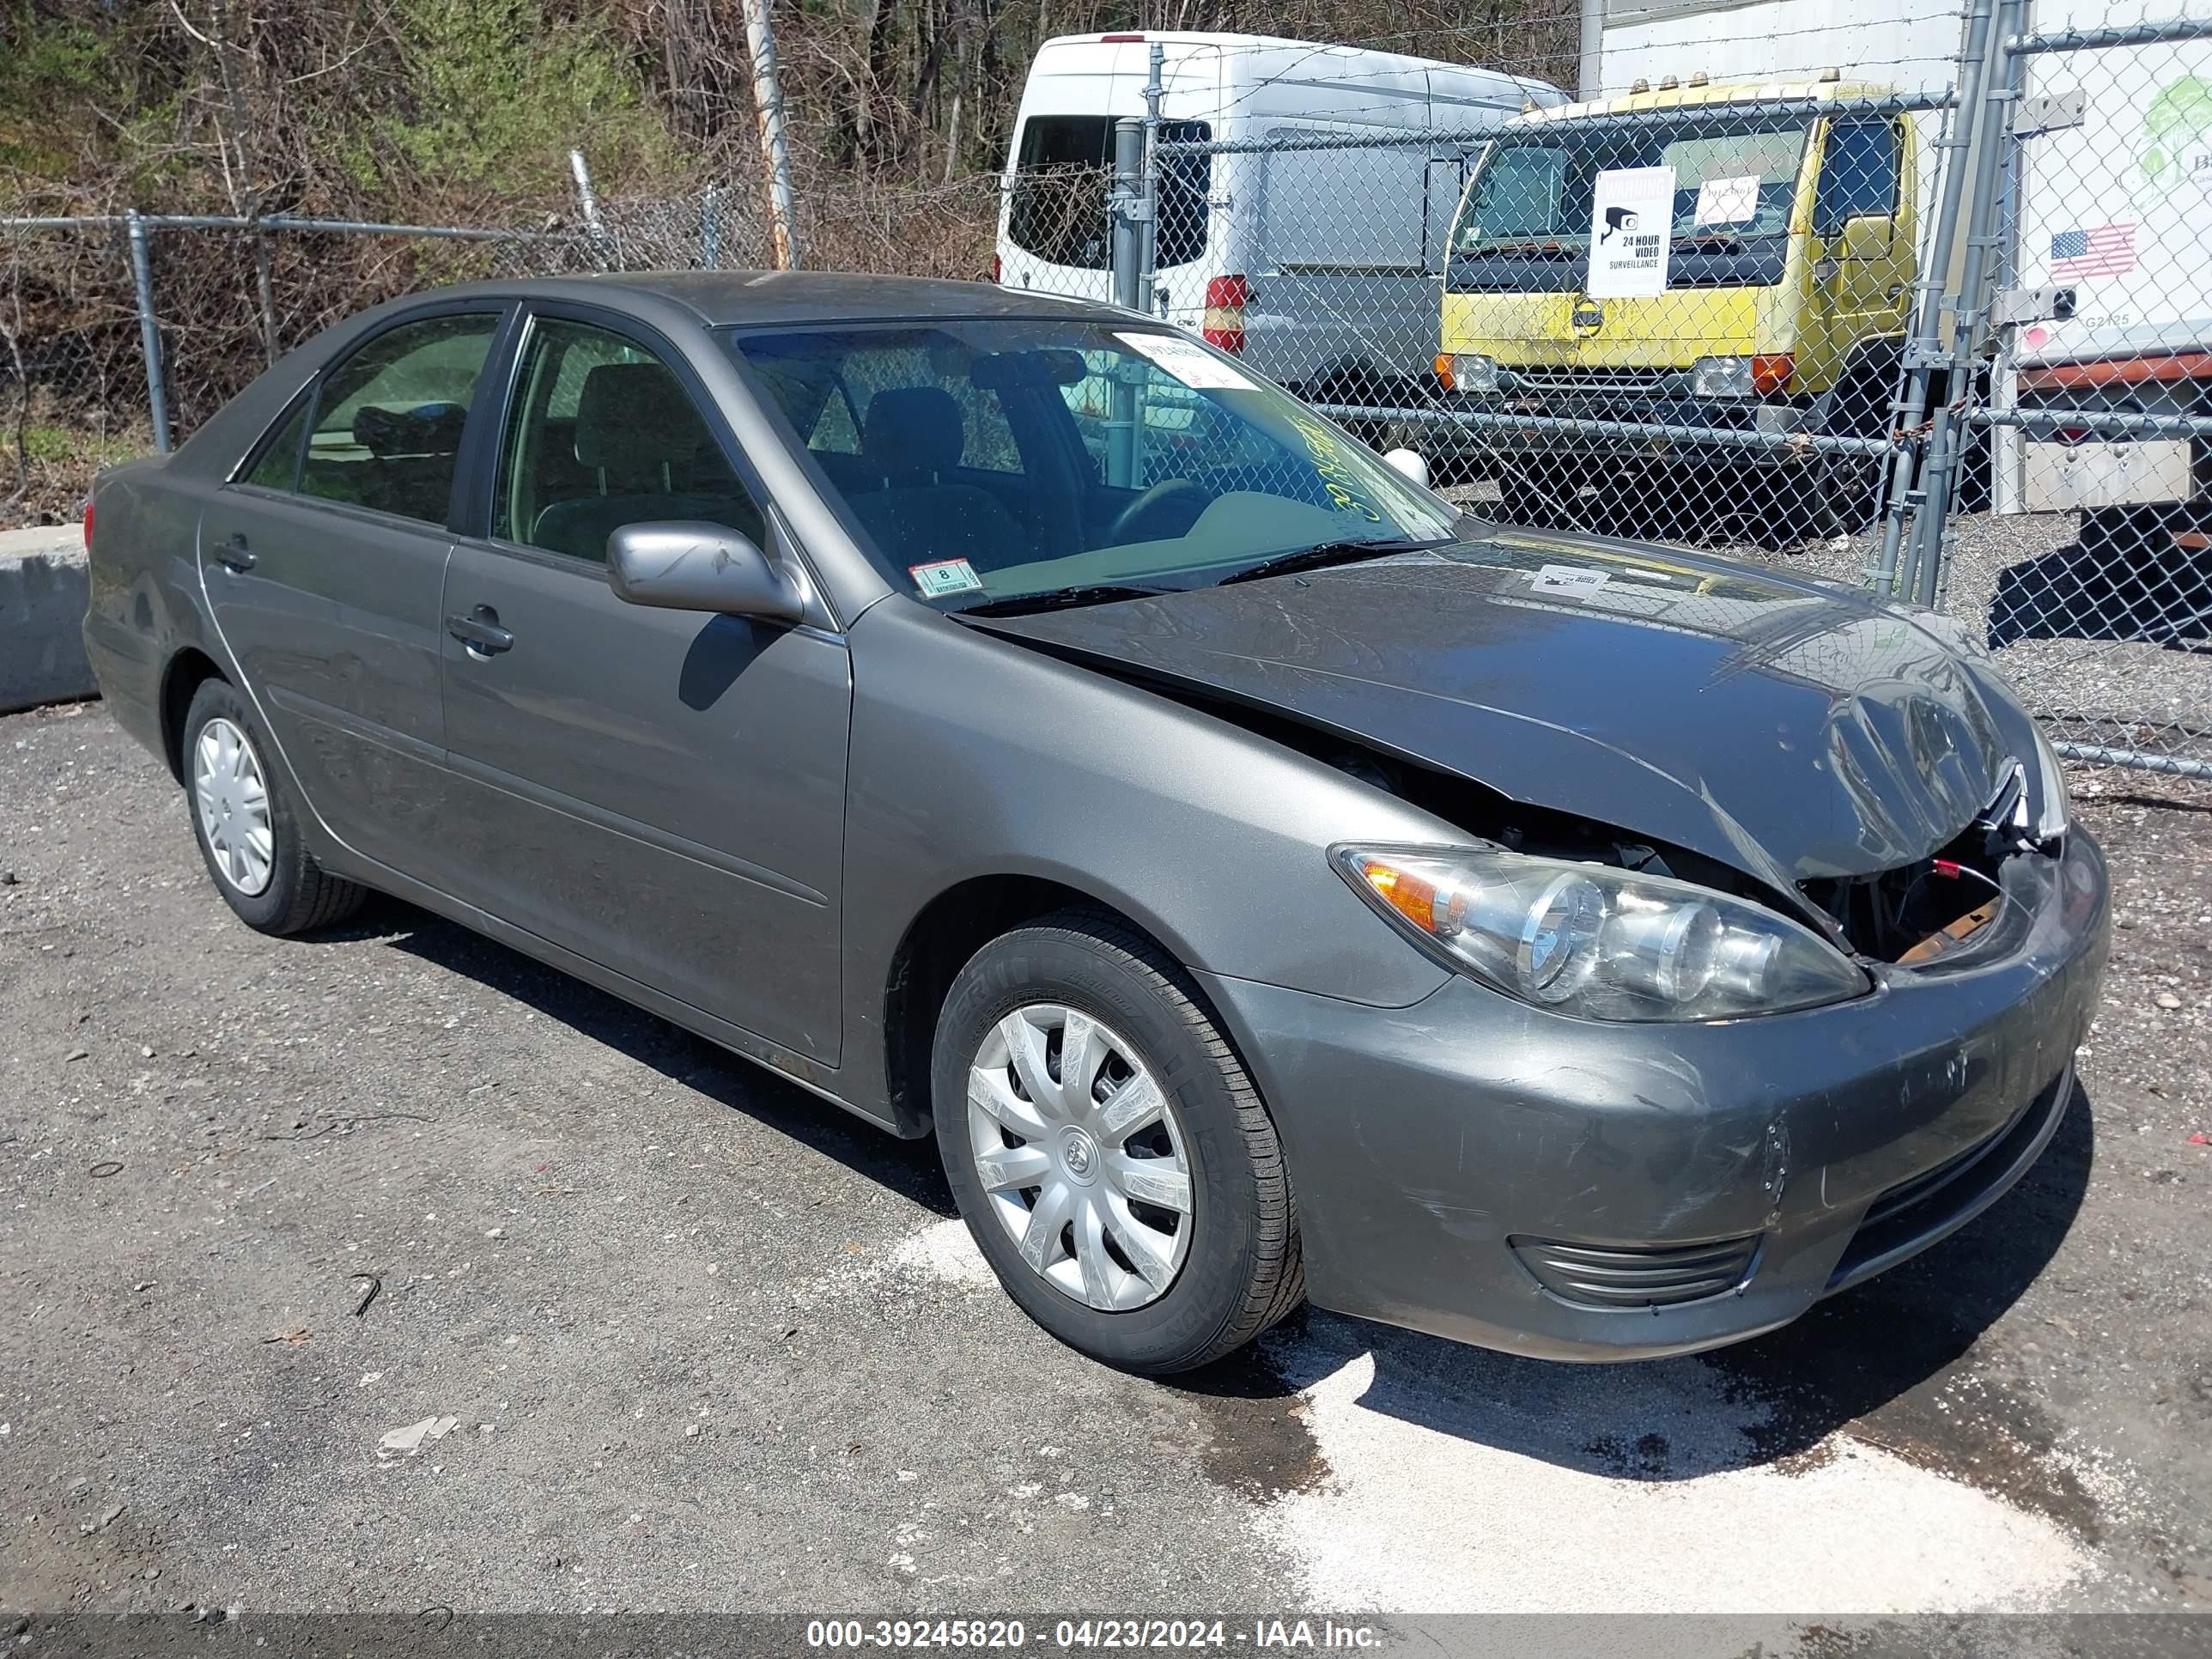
[
  {"left": 6, "top": 2, "right": 2211, "bottom": 775},
  {"left": 988, "top": 2, "right": 2209, "bottom": 777}
]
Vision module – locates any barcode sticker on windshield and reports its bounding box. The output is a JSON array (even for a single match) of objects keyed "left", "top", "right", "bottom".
[
  {"left": 1694, "top": 174, "right": 1761, "bottom": 228},
  {"left": 910, "top": 557, "right": 983, "bottom": 598},
  {"left": 1532, "top": 563, "right": 1610, "bottom": 599},
  {"left": 1114, "top": 331, "right": 1255, "bottom": 391}
]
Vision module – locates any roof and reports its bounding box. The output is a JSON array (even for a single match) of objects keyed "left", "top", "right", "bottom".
[
  {"left": 1511, "top": 77, "right": 1896, "bottom": 126},
  {"left": 460, "top": 270, "right": 1117, "bottom": 330}
]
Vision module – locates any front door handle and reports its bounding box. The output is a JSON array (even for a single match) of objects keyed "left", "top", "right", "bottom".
[
  {"left": 447, "top": 605, "right": 514, "bottom": 657},
  {"left": 214, "top": 532, "right": 256, "bottom": 573}
]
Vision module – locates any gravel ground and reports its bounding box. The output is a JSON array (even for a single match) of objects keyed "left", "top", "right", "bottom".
[{"left": 3, "top": 702, "right": 2211, "bottom": 1635}]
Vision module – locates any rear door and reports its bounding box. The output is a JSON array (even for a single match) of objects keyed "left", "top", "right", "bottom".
[
  {"left": 198, "top": 305, "right": 507, "bottom": 882},
  {"left": 435, "top": 305, "right": 851, "bottom": 1064}
]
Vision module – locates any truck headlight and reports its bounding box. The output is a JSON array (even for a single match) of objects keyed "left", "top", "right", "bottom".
[
  {"left": 1334, "top": 845, "right": 1869, "bottom": 1021},
  {"left": 1448, "top": 353, "right": 1502, "bottom": 394},
  {"left": 1692, "top": 353, "right": 1793, "bottom": 398},
  {"left": 1692, "top": 355, "right": 1755, "bottom": 398}
]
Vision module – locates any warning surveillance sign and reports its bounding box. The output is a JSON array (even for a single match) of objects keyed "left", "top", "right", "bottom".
[{"left": 1587, "top": 166, "right": 1674, "bottom": 298}]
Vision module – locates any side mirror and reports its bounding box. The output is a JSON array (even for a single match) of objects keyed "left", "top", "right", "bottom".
[
  {"left": 1382, "top": 447, "right": 1431, "bottom": 490},
  {"left": 606, "top": 521, "right": 807, "bottom": 623}
]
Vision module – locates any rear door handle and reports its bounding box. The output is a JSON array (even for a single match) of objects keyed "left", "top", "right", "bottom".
[
  {"left": 447, "top": 605, "right": 514, "bottom": 656},
  {"left": 214, "top": 532, "right": 256, "bottom": 573}
]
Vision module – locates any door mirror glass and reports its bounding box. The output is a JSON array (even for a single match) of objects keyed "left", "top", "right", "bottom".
[{"left": 606, "top": 521, "right": 807, "bottom": 622}]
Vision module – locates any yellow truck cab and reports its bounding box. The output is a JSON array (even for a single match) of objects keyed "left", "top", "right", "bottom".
[{"left": 1434, "top": 75, "right": 1917, "bottom": 542}]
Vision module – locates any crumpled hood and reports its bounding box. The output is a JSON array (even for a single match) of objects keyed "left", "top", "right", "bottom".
[{"left": 969, "top": 532, "right": 2038, "bottom": 893}]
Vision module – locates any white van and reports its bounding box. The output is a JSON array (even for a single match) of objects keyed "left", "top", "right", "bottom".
[{"left": 996, "top": 31, "right": 1565, "bottom": 405}]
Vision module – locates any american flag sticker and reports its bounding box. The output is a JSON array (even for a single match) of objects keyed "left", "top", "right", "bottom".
[{"left": 2051, "top": 223, "right": 2136, "bottom": 278}]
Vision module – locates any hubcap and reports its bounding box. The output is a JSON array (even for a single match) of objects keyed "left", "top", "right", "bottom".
[
  {"left": 966, "top": 1003, "right": 1194, "bottom": 1312},
  {"left": 191, "top": 716, "right": 274, "bottom": 896}
]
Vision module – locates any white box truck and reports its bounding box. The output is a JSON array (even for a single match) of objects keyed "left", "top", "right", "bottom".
[{"left": 995, "top": 31, "right": 1565, "bottom": 404}]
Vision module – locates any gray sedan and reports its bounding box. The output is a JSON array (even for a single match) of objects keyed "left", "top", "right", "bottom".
[{"left": 82, "top": 273, "right": 2108, "bottom": 1373}]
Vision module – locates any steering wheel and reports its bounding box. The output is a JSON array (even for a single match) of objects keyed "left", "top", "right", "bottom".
[{"left": 1106, "top": 477, "right": 1212, "bottom": 545}]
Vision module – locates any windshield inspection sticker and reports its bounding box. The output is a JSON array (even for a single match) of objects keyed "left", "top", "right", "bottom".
[
  {"left": 1694, "top": 173, "right": 1761, "bottom": 228},
  {"left": 1532, "top": 563, "right": 1611, "bottom": 599},
  {"left": 909, "top": 557, "right": 983, "bottom": 598},
  {"left": 1588, "top": 166, "right": 1675, "bottom": 298},
  {"left": 1114, "top": 330, "right": 1255, "bottom": 391}
]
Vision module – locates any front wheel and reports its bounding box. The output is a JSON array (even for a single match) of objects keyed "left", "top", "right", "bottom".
[{"left": 932, "top": 911, "right": 1304, "bottom": 1374}]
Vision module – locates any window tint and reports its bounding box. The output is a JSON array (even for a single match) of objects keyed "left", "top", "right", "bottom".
[
  {"left": 243, "top": 398, "right": 309, "bottom": 491},
  {"left": 299, "top": 313, "right": 499, "bottom": 525},
  {"left": 495, "top": 317, "right": 766, "bottom": 562},
  {"left": 1816, "top": 120, "right": 1901, "bottom": 234}
]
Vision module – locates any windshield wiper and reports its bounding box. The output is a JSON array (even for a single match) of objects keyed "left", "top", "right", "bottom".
[
  {"left": 952, "top": 582, "right": 1170, "bottom": 617},
  {"left": 1216, "top": 537, "right": 1447, "bottom": 587}
]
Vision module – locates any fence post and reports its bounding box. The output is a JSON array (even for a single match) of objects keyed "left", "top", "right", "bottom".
[
  {"left": 1138, "top": 42, "right": 1164, "bottom": 314},
  {"left": 701, "top": 185, "right": 725, "bottom": 270},
  {"left": 1110, "top": 117, "right": 1145, "bottom": 313},
  {"left": 124, "top": 210, "right": 170, "bottom": 455},
  {"left": 1872, "top": 0, "right": 1997, "bottom": 597},
  {"left": 1905, "top": 0, "right": 2028, "bottom": 606},
  {"left": 568, "top": 149, "right": 614, "bottom": 270}
]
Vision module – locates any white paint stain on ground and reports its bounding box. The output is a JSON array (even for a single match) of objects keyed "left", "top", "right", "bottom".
[
  {"left": 1254, "top": 1317, "right": 2099, "bottom": 1613},
  {"left": 888, "top": 1218, "right": 1000, "bottom": 1291},
  {"left": 890, "top": 1219, "right": 2101, "bottom": 1613}
]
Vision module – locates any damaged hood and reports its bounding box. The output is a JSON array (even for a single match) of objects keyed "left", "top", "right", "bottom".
[{"left": 968, "top": 533, "right": 2035, "bottom": 891}]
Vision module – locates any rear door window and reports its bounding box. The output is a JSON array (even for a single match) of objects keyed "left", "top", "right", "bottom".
[
  {"left": 1008, "top": 115, "right": 1210, "bottom": 270},
  {"left": 297, "top": 313, "right": 501, "bottom": 526}
]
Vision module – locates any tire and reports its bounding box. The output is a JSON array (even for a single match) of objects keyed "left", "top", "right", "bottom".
[
  {"left": 181, "top": 678, "right": 368, "bottom": 936},
  {"left": 932, "top": 909, "right": 1304, "bottom": 1374}
]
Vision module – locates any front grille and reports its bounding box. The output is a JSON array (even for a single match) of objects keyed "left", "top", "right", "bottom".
[
  {"left": 1510, "top": 1234, "right": 1760, "bottom": 1310},
  {"left": 1507, "top": 367, "right": 1674, "bottom": 398}
]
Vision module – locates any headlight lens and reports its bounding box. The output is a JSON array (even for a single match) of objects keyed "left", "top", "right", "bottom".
[
  {"left": 1334, "top": 845, "right": 1869, "bottom": 1022},
  {"left": 1450, "top": 353, "right": 1503, "bottom": 394},
  {"left": 1692, "top": 355, "right": 1755, "bottom": 398}
]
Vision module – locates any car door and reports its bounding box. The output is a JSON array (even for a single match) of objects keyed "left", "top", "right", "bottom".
[
  {"left": 198, "top": 306, "right": 507, "bottom": 881},
  {"left": 436, "top": 307, "right": 851, "bottom": 1065}
]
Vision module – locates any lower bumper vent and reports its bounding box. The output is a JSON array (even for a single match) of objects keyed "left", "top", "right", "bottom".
[{"left": 1510, "top": 1234, "right": 1761, "bottom": 1310}]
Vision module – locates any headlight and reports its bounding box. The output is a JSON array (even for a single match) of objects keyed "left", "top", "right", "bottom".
[
  {"left": 1334, "top": 845, "right": 1869, "bottom": 1022},
  {"left": 1449, "top": 353, "right": 1502, "bottom": 394},
  {"left": 1692, "top": 353, "right": 1793, "bottom": 398},
  {"left": 1692, "top": 355, "right": 1755, "bottom": 398}
]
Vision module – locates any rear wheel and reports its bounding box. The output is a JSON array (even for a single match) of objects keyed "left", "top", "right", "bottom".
[
  {"left": 182, "top": 678, "right": 368, "bottom": 936},
  {"left": 932, "top": 911, "right": 1304, "bottom": 1374}
]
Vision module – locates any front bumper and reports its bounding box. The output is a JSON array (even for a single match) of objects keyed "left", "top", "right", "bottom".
[
  {"left": 1200, "top": 829, "right": 2109, "bottom": 1362},
  {"left": 1425, "top": 387, "right": 1814, "bottom": 471}
]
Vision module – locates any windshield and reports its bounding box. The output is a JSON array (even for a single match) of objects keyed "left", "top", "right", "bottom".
[
  {"left": 729, "top": 319, "right": 1460, "bottom": 609},
  {"left": 1454, "top": 117, "right": 1808, "bottom": 256}
]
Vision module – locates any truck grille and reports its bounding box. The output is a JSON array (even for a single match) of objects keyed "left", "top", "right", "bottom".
[
  {"left": 1510, "top": 1234, "right": 1760, "bottom": 1310},
  {"left": 1507, "top": 367, "right": 1674, "bottom": 398}
]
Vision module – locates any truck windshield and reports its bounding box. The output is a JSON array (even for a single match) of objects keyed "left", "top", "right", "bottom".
[
  {"left": 1006, "top": 115, "right": 1212, "bottom": 270},
  {"left": 1454, "top": 116, "right": 1808, "bottom": 256},
  {"left": 729, "top": 318, "right": 1461, "bottom": 610}
]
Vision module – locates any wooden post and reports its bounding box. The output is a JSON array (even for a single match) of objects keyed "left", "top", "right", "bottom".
[{"left": 738, "top": 0, "right": 800, "bottom": 270}]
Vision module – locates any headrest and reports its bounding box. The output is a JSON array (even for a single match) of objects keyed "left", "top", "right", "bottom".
[
  {"left": 860, "top": 386, "right": 964, "bottom": 480},
  {"left": 574, "top": 362, "right": 707, "bottom": 473}
]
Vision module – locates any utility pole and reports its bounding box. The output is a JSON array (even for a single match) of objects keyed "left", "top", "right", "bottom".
[{"left": 738, "top": 0, "right": 801, "bottom": 270}]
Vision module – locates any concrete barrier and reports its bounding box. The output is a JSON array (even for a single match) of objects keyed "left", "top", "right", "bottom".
[{"left": 1, "top": 524, "right": 98, "bottom": 714}]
